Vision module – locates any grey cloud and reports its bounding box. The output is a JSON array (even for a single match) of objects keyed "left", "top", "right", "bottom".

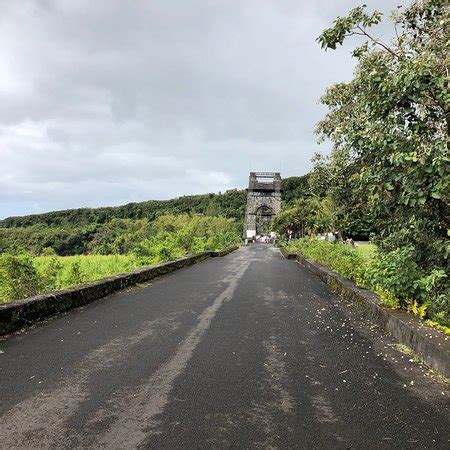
[{"left": 0, "top": 0, "right": 403, "bottom": 218}]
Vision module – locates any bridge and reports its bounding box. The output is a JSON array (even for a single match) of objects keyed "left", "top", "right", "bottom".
[{"left": 0, "top": 245, "right": 447, "bottom": 447}]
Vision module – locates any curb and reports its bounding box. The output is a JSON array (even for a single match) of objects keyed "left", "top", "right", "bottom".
[
  {"left": 0, "top": 246, "right": 239, "bottom": 336},
  {"left": 295, "top": 252, "right": 450, "bottom": 378}
]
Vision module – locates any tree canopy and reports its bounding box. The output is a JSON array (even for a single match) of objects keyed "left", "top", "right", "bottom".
[
  {"left": 315, "top": 0, "right": 449, "bottom": 270},
  {"left": 311, "top": 0, "right": 449, "bottom": 324}
]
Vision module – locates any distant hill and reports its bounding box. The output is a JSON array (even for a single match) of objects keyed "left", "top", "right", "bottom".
[{"left": 0, "top": 175, "right": 310, "bottom": 229}]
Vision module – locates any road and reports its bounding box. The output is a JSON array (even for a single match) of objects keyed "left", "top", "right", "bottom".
[{"left": 0, "top": 245, "right": 448, "bottom": 448}]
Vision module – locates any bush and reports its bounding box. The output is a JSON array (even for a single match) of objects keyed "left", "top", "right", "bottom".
[
  {"left": 65, "top": 260, "right": 86, "bottom": 286},
  {"left": 132, "top": 233, "right": 185, "bottom": 264},
  {"left": 0, "top": 253, "right": 42, "bottom": 302},
  {"left": 285, "top": 239, "right": 449, "bottom": 327},
  {"left": 40, "top": 256, "right": 63, "bottom": 291},
  {"left": 287, "top": 239, "right": 364, "bottom": 281},
  {"left": 0, "top": 214, "right": 241, "bottom": 303},
  {"left": 206, "top": 230, "right": 240, "bottom": 252}
]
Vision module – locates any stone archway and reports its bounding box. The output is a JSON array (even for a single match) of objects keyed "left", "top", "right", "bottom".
[
  {"left": 243, "top": 172, "right": 281, "bottom": 239},
  {"left": 255, "top": 205, "right": 273, "bottom": 235}
]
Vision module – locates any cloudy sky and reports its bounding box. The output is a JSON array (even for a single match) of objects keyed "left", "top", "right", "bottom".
[{"left": 0, "top": 0, "right": 403, "bottom": 219}]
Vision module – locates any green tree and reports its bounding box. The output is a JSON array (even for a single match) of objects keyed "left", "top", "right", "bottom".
[
  {"left": 40, "top": 256, "right": 63, "bottom": 291},
  {"left": 315, "top": 0, "right": 449, "bottom": 322},
  {"left": 273, "top": 197, "right": 336, "bottom": 238},
  {"left": 0, "top": 254, "right": 42, "bottom": 302},
  {"left": 316, "top": 0, "right": 449, "bottom": 268},
  {"left": 309, "top": 152, "right": 377, "bottom": 239}
]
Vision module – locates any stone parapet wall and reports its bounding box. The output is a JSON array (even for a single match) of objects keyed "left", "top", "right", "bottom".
[
  {"left": 295, "top": 252, "right": 450, "bottom": 378},
  {"left": 0, "top": 247, "right": 239, "bottom": 336}
]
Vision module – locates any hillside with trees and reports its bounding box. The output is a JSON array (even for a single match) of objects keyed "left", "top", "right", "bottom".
[
  {"left": 1, "top": 0, "right": 447, "bottom": 328},
  {"left": 0, "top": 176, "right": 310, "bottom": 228},
  {"left": 0, "top": 175, "right": 311, "bottom": 303},
  {"left": 0, "top": 176, "right": 310, "bottom": 255}
]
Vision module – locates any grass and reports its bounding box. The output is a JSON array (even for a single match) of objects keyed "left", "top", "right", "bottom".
[
  {"left": 282, "top": 238, "right": 449, "bottom": 332},
  {"left": 425, "top": 320, "right": 450, "bottom": 337},
  {"left": 0, "top": 254, "right": 150, "bottom": 304},
  {"left": 34, "top": 254, "right": 145, "bottom": 288},
  {"left": 394, "top": 343, "right": 422, "bottom": 364},
  {"left": 354, "top": 243, "right": 376, "bottom": 260},
  {"left": 285, "top": 239, "right": 368, "bottom": 282},
  {"left": 0, "top": 215, "right": 242, "bottom": 304}
]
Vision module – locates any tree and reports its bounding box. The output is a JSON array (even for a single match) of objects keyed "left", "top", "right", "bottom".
[
  {"left": 0, "top": 253, "right": 42, "bottom": 301},
  {"left": 309, "top": 152, "right": 377, "bottom": 239},
  {"left": 316, "top": 0, "right": 449, "bottom": 271},
  {"left": 273, "top": 197, "right": 336, "bottom": 238}
]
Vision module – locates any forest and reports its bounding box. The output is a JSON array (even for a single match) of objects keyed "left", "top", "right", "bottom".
[
  {"left": 0, "top": 214, "right": 241, "bottom": 303},
  {"left": 0, "top": 175, "right": 311, "bottom": 256}
]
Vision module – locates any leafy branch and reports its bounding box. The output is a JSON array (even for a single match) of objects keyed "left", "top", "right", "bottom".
[{"left": 317, "top": 4, "right": 399, "bottom": 58}]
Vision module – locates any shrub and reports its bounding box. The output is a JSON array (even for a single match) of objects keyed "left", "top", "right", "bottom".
[
  {"left": 39, "top": 256, "right": 64, "bottom": 291},
  {"left": 284, "top": 238, "right": 449, "bottom": 327},
  {"left": 64, "top": 260, "right": 86, "bottom": 286},
  {"left": 133, "top": 233, "right": 185, "bottom": 264},
  {"left": 287, "top": 240, "right": 364, "bottom": 281},
  {"left": 0, "top": 214, "right": 240, "bottom": 303},
  {"left": 207, "top": 230, "right": 240, "bottom": 252},
  {"left": 0, "top": 253, "right": 42, "bottom": 302}
]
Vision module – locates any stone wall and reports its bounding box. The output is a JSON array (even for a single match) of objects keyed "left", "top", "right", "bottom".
[{"left": 294, "top": 251, "right": 450, "bottom": 378}]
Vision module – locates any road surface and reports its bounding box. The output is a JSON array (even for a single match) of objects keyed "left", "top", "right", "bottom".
[{"left": 0, "top": 245, "right": 448, "bottom": 448}]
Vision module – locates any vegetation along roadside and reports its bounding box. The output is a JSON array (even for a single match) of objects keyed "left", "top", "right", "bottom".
[
  {"left": 0, "top": 214, "right": 240, "bottom": 304},
  {"left": 276, "top": 1, "right": 449, "bottom": 331}
]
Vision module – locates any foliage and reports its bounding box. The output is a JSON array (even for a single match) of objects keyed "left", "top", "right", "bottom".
[
  {"left": 0, "top": 215, "right": 239, "bottom": 257},
  {"left": 273, "top": 197, "right": 336, "bottom": 238},
  {"left": 309, "top": 153, "right": 377, "bottom": 240},
  {"left": 0, "top": 253, "right": 42, "bottom": 301},
  {"left": 307, "top": 0, "right": 450, "bottom": 324},
  {"left": 0, "top": 222, "right": 100, "bottom": 256},
  {"left": 40, "top": 256, "right": 63, "bottom": 291},
  {"left": 0, "top": 176, "right": 308, "bottom": 230},
  {"left": 0, "top": 176, "right": 309, "bottom": 256},
  {"left": 285, "top": 239, "right": 365, "bottom": 281},
  {"left": 315, "top": 0, "right": 449, "bottom": 269},
  {"left": 0, "top": 190, "right": 247, "bottom": 228},
  {"left": 133, "top": 233, "right": 186, "bottom": 264},
  {"left": 281, "top": 174, "right": 311, "bottom": 205},
  {"left": 133, "top": 215, "right": 240, "bottom": 264},
  {"left": 0, "top": 214, "right": 241, "bottom": 303},
  {"left": 284, "top": 239, "right": 449, "bottom": 326}
]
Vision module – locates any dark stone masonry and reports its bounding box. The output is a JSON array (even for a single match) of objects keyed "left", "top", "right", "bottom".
[{"left": 243, "top": 172, "right": 281, "bottom": 239}]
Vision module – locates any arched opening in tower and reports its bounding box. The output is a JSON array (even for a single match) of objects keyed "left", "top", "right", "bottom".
[{"left": 256, "top": 206, "right": 273, "bottom": 235}]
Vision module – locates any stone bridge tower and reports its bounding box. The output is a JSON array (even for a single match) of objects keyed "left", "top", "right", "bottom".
[{"left": 243, "top": 172, "right": 281, "bottom": 239}]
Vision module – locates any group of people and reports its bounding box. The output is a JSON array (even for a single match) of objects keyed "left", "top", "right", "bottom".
[{"left": 244, "top": 234, "right": 276, "bottom": 245}]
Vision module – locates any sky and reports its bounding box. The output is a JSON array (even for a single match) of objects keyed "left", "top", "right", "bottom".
[{"left": 0, "top": 0, "right": 404, "bottom": 219}]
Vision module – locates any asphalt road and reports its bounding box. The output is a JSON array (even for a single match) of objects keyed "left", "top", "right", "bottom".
[{"left": 0, "top": 245, "right": 448, "bottom": 449}]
